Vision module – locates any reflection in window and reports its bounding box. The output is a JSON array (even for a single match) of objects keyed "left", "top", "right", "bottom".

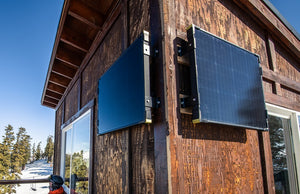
[
  {"left": 64, "top": 130, "right": 72, "bottom": 188},
  {"left": 298, "top": 116, "right": 300, "bottom": 131},
  {"left": 268, "top": 115, "right": 299, "bottom": 194},
  {"left": 62, "top": 111, "right": 90, "bottom": 194}
]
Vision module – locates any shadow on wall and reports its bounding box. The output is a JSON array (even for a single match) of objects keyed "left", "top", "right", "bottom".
[{"left": 179, "top": 114, "right": 247, "bottom": 143}]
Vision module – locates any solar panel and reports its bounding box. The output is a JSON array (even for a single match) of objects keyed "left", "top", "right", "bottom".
[
  {"left": 187, "top": 25, "right": 268, "bottom": 130},
  {"left": 97, "top": 31, "right": 151, "bottom": 134}
]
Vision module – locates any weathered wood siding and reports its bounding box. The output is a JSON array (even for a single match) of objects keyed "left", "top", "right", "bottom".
[
  {"left": 162, "top": 0, "right": 299, "bottom": 193},
  {"left": 52, "top": 0, "right": 300, "bottom": 193},
  {"left": 64, "top": 79, "right": 79, "bottom": 121},
  {"left": 53, "top": 104, "right": 64, "bottom": 175},
  {"left": 54, "top": 0, "right": 154, "bottom": 193}
]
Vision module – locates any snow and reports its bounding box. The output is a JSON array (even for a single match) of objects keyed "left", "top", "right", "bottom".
[{"left": 16, "top": 159, "right": 53, "bottom": 194}]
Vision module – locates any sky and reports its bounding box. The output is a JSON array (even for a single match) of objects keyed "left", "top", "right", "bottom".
[
  {"left": 0, "top": 1, "right": 64, "bottom": 148},
  {"left": 269, "top": 0, "right": 300, "bottom": 36},
  {"left": 0, "top": 0, "right": 298, "bottom": 150}
]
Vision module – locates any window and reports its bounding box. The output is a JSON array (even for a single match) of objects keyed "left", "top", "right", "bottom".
[
  {"left": 266, "top": 104, "right": 300, "bottom": 193},
  {"left": 61, "top": 109, "right": 92, "bottom": 194}
]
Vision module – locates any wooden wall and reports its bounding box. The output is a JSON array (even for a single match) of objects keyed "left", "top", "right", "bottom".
[
  {"left": 54, "top": 0, "right": 155, "bottom": 193},
  {"left": 162, "top": 0, "right": 299, "bottom": 193},
  {"left": 52, "top": 0, "right": 300, "bottom": 193}
]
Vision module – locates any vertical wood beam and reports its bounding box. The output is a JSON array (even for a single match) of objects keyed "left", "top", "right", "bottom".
[
  {"left": 150, "top": 0, "right": 169, "bottom": 193},
  {"left": 122, "top": 1, "right": 130, "bottom": 193},
  {"left": 78, "top": 74, "right": 82, "bottom": 111},
  {"left": 266, "top": 34, "right": 282, "bottom": 96},
  {"left": 258, "top": 131, "right": 276, "bottom": 194},
  {"left": 62, "top": 100, "right": 65, "bottom": 124}
]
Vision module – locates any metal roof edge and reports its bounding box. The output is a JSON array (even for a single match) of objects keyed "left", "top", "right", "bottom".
[{"left": 262, "top": 0, "right": 300, "bottom": 41}]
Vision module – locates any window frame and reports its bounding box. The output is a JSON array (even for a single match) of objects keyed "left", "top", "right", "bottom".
[
  {"left": 60, "top": 100, "right": 94, "bottom": 194},
  {"left": 266, "top": 103, "right": 300, "bottom": 193}
]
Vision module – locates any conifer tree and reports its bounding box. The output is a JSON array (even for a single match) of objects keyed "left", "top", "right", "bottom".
[
  {"left": 32, "top": 143, "right": 36, "bottom": 162},
  {"left": 23, "top": 135, "right": 31, "bottom": 168},
  {"left": 12, "top": 127, "right": 31, "bottom": 170},
  {"left": 71, "top": 150, "right": 88, "bottom": 194},
  {"left": 35, "top": 142, "right": 42, "bottom": 160},
  {"left": 44, "top": 135, "right": 54, "bottom": 163},
  {"left": 0, "top": 125, "right": 17, "bottom": 193}
]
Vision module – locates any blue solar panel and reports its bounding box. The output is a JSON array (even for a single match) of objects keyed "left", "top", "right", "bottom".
[
  {"left": 97, "top": 31, "right": 151, "bottom": 134},
  {"left": 187, "top": 25, "right": 268, "bottom": 130}
]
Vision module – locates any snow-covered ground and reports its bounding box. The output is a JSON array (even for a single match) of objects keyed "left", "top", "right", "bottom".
[{"left": 16, "top": 159, "right": 53, "bottom": 194}]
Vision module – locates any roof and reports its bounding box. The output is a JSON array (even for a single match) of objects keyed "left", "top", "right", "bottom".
[
  {"left": 262, "top": 0, "right": 300, "bottom": 41},
  {"left": 41, "top": 0, "right": 120, "bottom": 108},
  {"left": 41, "top": 0, "right": 300, "bottom": 109}
]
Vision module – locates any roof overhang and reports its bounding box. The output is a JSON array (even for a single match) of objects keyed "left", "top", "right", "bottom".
[
  {"left": 41, "top": 0, "right": 120, "bottom": 108},
  {"left": 42, "top": 0, "right": 300, "bottom": 109}
]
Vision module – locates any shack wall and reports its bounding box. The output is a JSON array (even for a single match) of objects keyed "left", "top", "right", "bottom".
[
  {"left": 54, "top": 0, "right": 155, "bottom": 193},
  {"left": 52, "top": 0, "right": 300, "bottom": 193},
  {"left": 162, "top": 0, "right": 299, "bottom": 193}
]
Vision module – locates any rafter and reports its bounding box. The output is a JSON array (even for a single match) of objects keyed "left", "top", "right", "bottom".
[
  {"left": 52, "top": 59, "right": 77, "bottom": 80},
  {"left": 49, "top": 72, "right": 72, "bottom": 88},
  {"left": 69, "top": 0, "right": 105, "bottom": 27},
  {"left": 47, "top": 82, "right": 66, "bottom": 95},
  {"left": 45, "top": 90, "right": 62, "bottom": 100}
]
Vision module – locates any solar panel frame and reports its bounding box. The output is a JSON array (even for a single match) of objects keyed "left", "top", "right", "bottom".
[
  {"left": 97, "top": 31, "right": 152, "bottom": 135},
  {"left": 187, "top": 25, "right": 268, "bottom": 130}
]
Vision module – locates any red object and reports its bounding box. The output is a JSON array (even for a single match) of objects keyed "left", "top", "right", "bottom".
[{"left": 48, "top": 187, "right": 66, "bottom": 194}]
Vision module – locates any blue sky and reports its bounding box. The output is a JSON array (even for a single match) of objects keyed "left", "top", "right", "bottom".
[
  {"left": 0, "top": 1, "right": 64, "bottom": 148},
  {"left": 0, "top": 0, "right": 298, "bottom": 149},
  {"left": 269, "top": 0, "right": 300, "bottom": 35}
]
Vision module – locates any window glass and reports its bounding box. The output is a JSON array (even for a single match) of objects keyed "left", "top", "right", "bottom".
[
  {"left": 62, "top": 111, "right": 90, "bottom": 194},
  {"left": 269, "top": 115, "right": 295, "bottom": 193},
  {"left": 298, "top": 116, "right": 300, "bottom": 131},
  {"left": 64, "top": 130, "right": 72, "bottom": 188},
  {"left": 70, "top": 114, "right": 90, "bottom": 194}
]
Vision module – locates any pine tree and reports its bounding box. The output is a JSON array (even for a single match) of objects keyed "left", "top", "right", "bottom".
[
  {"left": 44, "top": 135, "right": 54, "bottom": 163},
  {"left": 32, "top": 143, "right": 36, "bottom": 162},
  {"left": 0, "top": 140, "right": 7, "bottom": 193},
  {"left": 71, "top": 150, "right": 88, "bottom": 194},
  {"left": 23, "top": 135, "right": 31, "bottom": 168},
  {"left": 12, "top": 127, "right": 31, "bottom": 171},
  {"left": 0, "top": 125, "right": 17, "bottom": 193},
  {"left": 35, "top": 142, "right": 42, "bottom": 160},
  {"left": 269, "top": 115, "right": 287, "bottom": 174}
]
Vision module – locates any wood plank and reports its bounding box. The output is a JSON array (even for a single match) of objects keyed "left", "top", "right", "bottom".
[
  {"left": 53, "top": 104, "right": 63, "bottom": 174},
  {"left": 233, "top": 0, "right": 300, "bottom": 60},
  {"left": 262, "top": 67, "right": 300, "bottom": 93},
  {"left": 60, "top": 24, "right": 95, "bottom": 52},
  {"left": 265, "top": 91, "right": 300, "bottom": 112},
  {"left": 131, "top": 125, "right": 155, "bottom": 193},
  {"left": 83, "top": 0, "right": 115, "bottom": 15},
  {"left": 55, "top": 57, "right": 80, "bottom": 70},
  {"left": 149, "top": 0, "right": 169, "bottom": 192},
  {"left": 44, "top": 96, "right": 59, "bottom": 105},
  {"left": 56, "top": 42, "right": 85, "bottom": 67},
  {"left": 52, "top": 59, "right": 77, "bottom": 79},
  {"left": 68, "top": 11, "right": 101, "bottom": 30},
  {"left": 64, "top": 15, "right": 99, "bottom": 41},
  {"left": 258, "top": 131, "right": 276, "bottom": 194},
  {"left": 46, "top": 90, "right": 62, "bottom": 100},
  {"left": 42, "top": 101, "right": 56, "bottom": 108},
  {"left": 60, "top": 37, "right": 88, "bottom": 53},
  {"left": 69, "top": 0, "right": 105, "bottom": 26},
  {"left": 49, "top": 72, "right": 71, "bottom": 88},
  {"left": 266, "top": 36, "right": 276, "bottom": 71},
  {"left": 64, "top": 79, "right": 79, "bottom": 122},
  {"left": 47, "top": 82, "right": 66, "bottom": 94}
]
